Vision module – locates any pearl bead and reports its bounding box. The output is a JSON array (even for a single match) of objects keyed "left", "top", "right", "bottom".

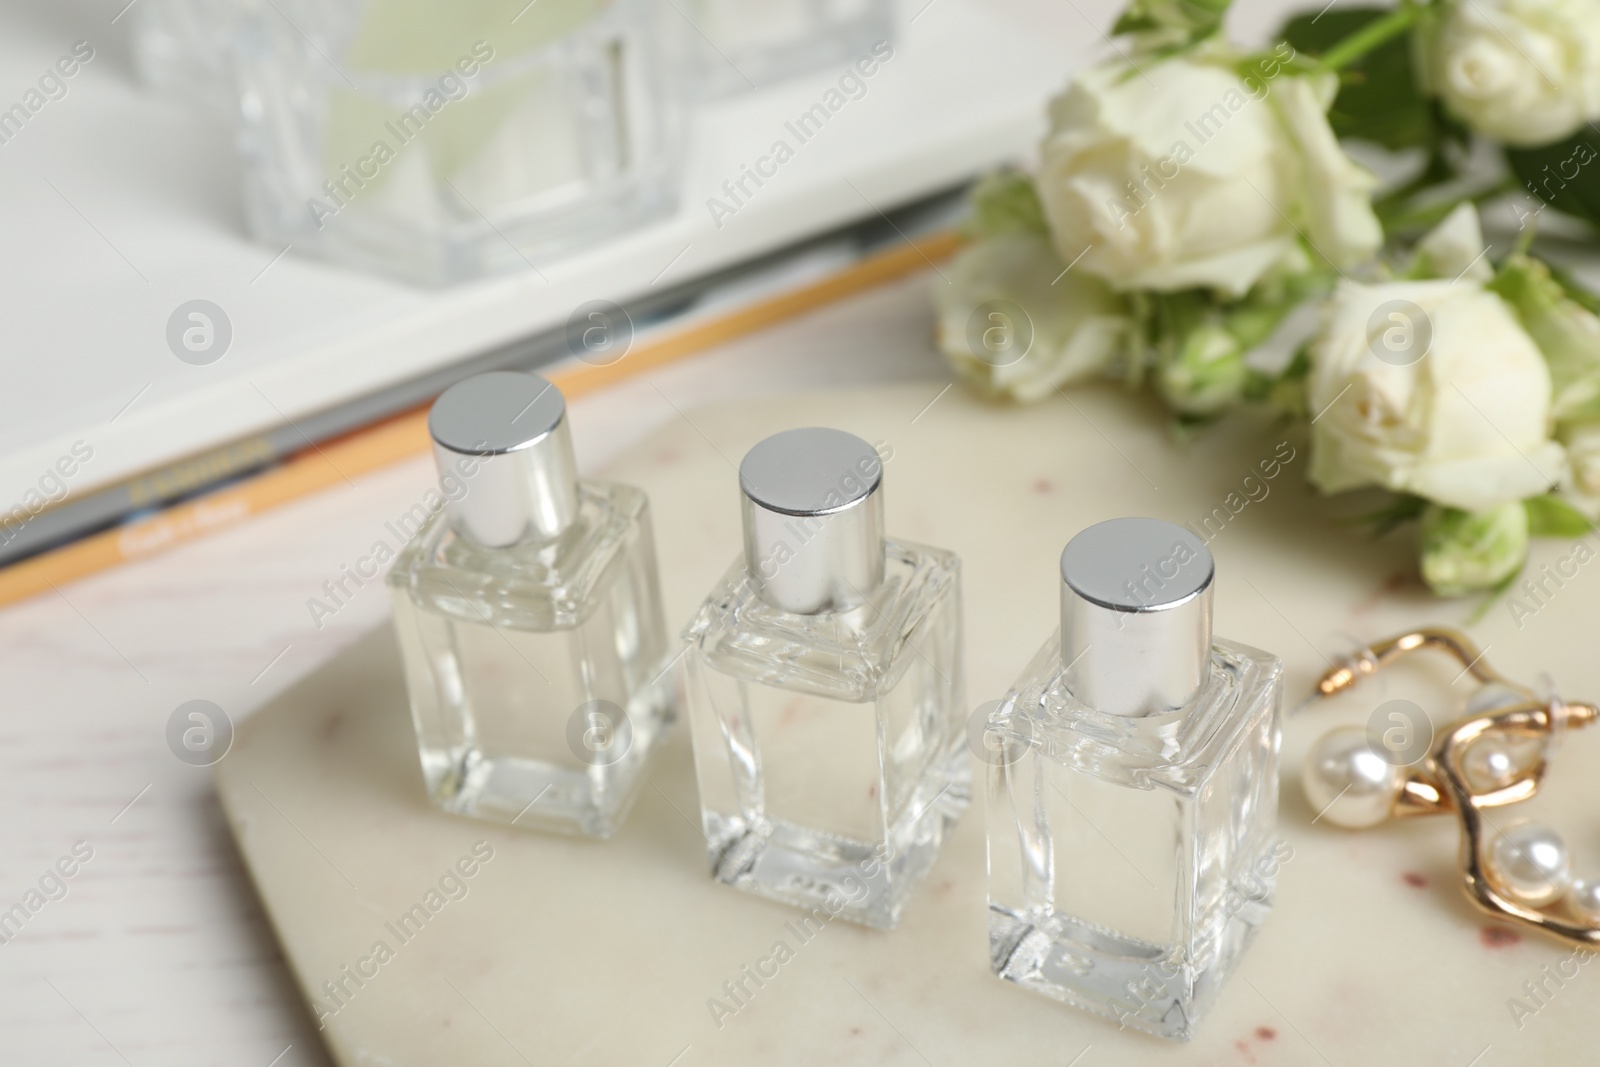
[
  {"left": 1303, "top": 726, "right": 1403, "bottom": 829},
  {"left": 1487, "top": 822, "right": 1571, "bottom": 906},
  {"left": 1462, "top": 735, "right": 1520, "bottom": 791},
  {"left": 1567, "top": 878, "right": 1600, "bottom": 923}
]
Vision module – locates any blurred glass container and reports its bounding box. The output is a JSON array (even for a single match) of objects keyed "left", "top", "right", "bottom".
[
  {"left": 234, "top": 0, "right": 681, "bottom": 284},
  {"left": 687, "top": 0, "right": 893, "bottom": 96},
  {"left": 131, "top": 0, "right": 249, "bottom": 105}
]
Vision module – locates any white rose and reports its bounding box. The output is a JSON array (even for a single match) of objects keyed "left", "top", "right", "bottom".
[
  {"left": 935, "top": 234, "right": 1128, "bottom": 402},
  {"left": 1270, "top": 73, "right": 1386, "bottom": 277},
  {"left": 1411, "top": 202, "right": 1494, "bottom": 283},
  {"left": 1419, "top": 502, "right": 1530, "bottom": 595},
  {"left": 1035, "top": 52, "right": 1381, "bottom": 298},
  {"left": 1432, "top": 0, "right": 1600, "bottom": 147},
  {"left": 1308, "top": 280, "right": 1565, "bottom": 511},
  {"left": 1559, "top": 419, "right": 1600, "bottom": 514}
]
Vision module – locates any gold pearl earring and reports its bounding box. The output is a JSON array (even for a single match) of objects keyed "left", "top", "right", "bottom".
[{"left": 1305, "top": 627, "right": 1600, "bottom": 946}]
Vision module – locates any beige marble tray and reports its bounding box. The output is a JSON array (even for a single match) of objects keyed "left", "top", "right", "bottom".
[{"left": 216, "top": 382, "right": 1600, "bottom": 1066}]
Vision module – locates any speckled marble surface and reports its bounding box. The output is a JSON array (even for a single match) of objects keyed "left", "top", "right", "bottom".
[{"left": 217, "top": 381, "right": 1600, "bottom": 1067}]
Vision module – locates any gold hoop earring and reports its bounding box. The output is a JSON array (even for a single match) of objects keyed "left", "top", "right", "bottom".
[{"left": 1306, "top": 627, "right": 1600, "bottom": 947}]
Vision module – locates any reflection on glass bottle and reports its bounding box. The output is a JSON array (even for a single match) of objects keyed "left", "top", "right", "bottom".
[
  {"left": 684, "top": 428, "right": 967, "bottom": 930},
  {"left": 388, "top": 371, "right": 674, "bottom": 838},
  {"left": 986, "top": 518, "right": 1283, "bottom": 1040}
]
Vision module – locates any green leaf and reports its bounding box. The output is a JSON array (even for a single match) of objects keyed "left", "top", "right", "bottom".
[
  {"left": 1524, "top": 494, "right": 1594, "bottom": 537},
  {"left": 1145, "top": 288, "right": 1213, "bottom": 346},
  {"left": 1280, "top": 7, "right": 1434, "bottom": 151},
  {"left": 1279, "top": 345, "right": 1311, "bottom": 383},
  {"left": 1112, "top": 11, "right": 1160, "bottom": 35},
  {"left": 1279, "top": 5, "right": 1366, "bottom": 52},
  {"left": 965, "top": 169, "right": 1048, "bottom": 240},
  {"left": 1113, "top": 0, "right": 1229, "bottom": 41},
  {"left": 1505, "top": 134, "right": 1600, "bottom": 227}
]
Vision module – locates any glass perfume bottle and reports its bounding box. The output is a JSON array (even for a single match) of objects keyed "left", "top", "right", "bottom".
[
  {"left": 985, "top": 518, "right": 1283, "bottom": 1040},
  {"left": 683, "top": 428, "right": 967, "bottom": 929},
  {"left": 233, "top": 0, "right": 681, "bottom": 284},
  {"left": 387, "top": 371, "right": 675, "bottom": 838}
]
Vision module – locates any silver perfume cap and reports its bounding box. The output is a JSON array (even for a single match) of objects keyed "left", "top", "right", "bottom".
[
  {"left": 1059, "top": 517, "right": 1214, "bottom": 717},
  {"left": 428, "top": 371, "right": 579, "bottom": 548},
  {"left": 739, "top": 427, "right": 886, "bottom": 615}
]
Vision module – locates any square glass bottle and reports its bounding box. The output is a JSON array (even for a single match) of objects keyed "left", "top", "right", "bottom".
[
  {"left": 233, "top": 0, "right": 681, "bottom": 284},
  {"left": 683, "top": 428, "right": 967, "bottom": 930},
  {"left": 388, "top": 371, "right": 675, "bottom": 838},
  {"left": 985, "top": 518, "right": 1283, "bottom": 1040}
]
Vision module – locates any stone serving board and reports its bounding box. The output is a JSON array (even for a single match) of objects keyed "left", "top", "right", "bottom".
[{"left": 215, "top": 382, "right": 1600, "bottom": 1066}]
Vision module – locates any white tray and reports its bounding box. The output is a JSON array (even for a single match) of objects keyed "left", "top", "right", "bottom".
[{"left": 216, "top": 382, "right": 1600, "bottom": 1065}]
